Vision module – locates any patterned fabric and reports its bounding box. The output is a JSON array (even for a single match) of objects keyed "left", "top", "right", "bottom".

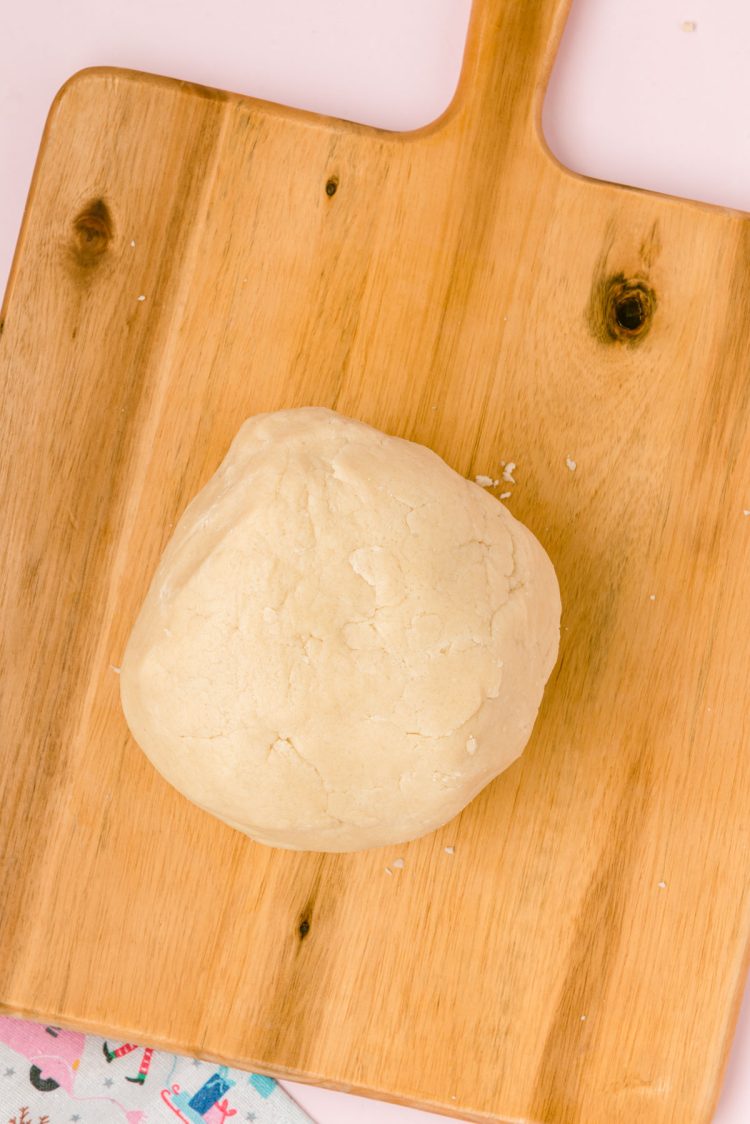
[{"left": 0, "top": 1018, "right": 313, "bottom": 1124}]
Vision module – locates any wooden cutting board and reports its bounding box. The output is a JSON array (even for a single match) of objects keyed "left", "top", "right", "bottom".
[{"left": 2, "top": 2, "right": 750, "bottom": 1121}]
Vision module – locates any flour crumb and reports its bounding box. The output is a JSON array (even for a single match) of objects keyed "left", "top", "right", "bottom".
[
  {"left": 502, "top": 462, "right": 516, "bottom": 484},
  {"left": 465, "top": 735, "right": 478, "bottom": 755},
  {"left": 137, "top": 294, "right": 146, "bottom": 302},
  {"left": 580, "top": 1015, "right": 587, "bottom": 1022},
  {"left": 475, "top": 475, "right": 496, "bottom": 488},
  {"left": 743, "top": 509, "right": 750, "bottom": 517},
  {"left": 130, "top": 239, "right": 136, "bottom": 248},
  {"left": 500, "top": 491, "right": 512, "bottom": 500},
  {"left": 392, "top": 858, "right": 405, "bottom": 870},
  {"left": 681, "top": 20, "right": 697, "bottom": 32},
  {"left": 384, "top": 867, "right": 393, "bottom": 876},
  {"left": 649, "top": 594, "right": 656, "bottom": 601},
  {"left": 658, "top": 880, "right": 667, "bottom": 890},
  {"left": 110, "top": 665, "right": 121, "bottom": 675},
  {"left": 566, "top": 457, "right": 577, "bottom": 472},
  {"left": 444, "top": 846, "right": 455, "bottom": 855}
]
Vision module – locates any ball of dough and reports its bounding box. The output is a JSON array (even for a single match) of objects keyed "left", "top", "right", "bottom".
[{"left": 121, "top": 408, "right": 560, "bottom": 852}]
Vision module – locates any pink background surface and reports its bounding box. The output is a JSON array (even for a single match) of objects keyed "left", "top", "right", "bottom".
[{"left": 2, "top": 1, "right": 749, "bottom": 1120}]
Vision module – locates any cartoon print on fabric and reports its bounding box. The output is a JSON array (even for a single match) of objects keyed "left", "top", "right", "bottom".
[
  {"left": 162, "top": 1065, "right": 238, "bottom": 1122},
  {"left": 0, "top": 1021, "right": 83, "bottom": 1094},
  {"left": 1, "top": 1016, "right": 312, "bottom": 1123},
  {"left": 103, "top": 1041, "right": 155, "bottom": 1085}
]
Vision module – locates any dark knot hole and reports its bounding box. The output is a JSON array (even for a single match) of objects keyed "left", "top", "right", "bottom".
[
  {"left": 614, "top": 290, "right": 648, "bottom": 332},
  {"left": 604, "top": 276, "right": 656, "bottom": 342},
  {"left": 71, "top": 198, "right": 114, "bottom": 268}
]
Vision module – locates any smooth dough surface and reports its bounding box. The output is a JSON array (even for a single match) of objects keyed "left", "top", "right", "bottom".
[{"left": 121, "top": 408, "right": 561, "bottom": 851}]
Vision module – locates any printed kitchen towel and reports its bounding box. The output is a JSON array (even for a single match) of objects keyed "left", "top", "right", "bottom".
[{"left": 0, "top": 1017, "right": 314, "bottom": 1124}]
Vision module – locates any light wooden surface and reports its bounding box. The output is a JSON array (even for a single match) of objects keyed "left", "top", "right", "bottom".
[{"left": 1, "top": 1, "right": 750, "bottom": 1120}]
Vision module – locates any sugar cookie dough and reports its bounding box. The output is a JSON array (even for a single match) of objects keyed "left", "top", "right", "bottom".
[{"left": 120, "top": 408, "right": 560, "bottom": 851}]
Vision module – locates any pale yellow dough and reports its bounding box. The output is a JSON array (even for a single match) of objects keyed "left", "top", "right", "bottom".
[{"left": 121, "top": 408, "right": 561, "bottom": 851}]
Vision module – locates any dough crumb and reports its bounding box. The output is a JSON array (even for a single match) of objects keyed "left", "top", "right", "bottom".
[
  {"left": 392, "top": 858, "right": 405, "bottom": 870},
  {"left": 502, "top": 462, "right": 516, "bottom": 484},
  {"left": 474, "top": 475, "right": 497, "bottom": 488},
  {"left": 658, "top": 880, "right": 667, "bottom": 890},
  {"left": 565, "top": 457, "right": 577, "bottom": 472},
  {"left": 465, "top": 735, "right": 478, "bottom": 755},
  {"left": 110, "top": 665, "right": 121, "bottom": 675},
  {"left": 580, "top": 1015, "right": 587, "bottom": 1022},
  {"left": 137, "top": 294, "right": 146, "bottom": 302},
  {"left": 743, "top": 509, "right": 750, "bottom": 516},
  {"left": 681, "top": 20, "right": 697, "bottom": 32},
  {"left": 130, "top": 239, "right": 136, "bottom": 248},
  {"left": 500, "top": 491, "right": 512, "bottom": 500},
  {"left": 649, "top": 594, "right": 656, "bottom": 601},
  {"left": 444, "top": 846, "right": 455, "bottom": 855}
]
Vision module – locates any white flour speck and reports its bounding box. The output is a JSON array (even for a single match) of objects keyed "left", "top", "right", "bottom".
[
  {"left": 566, "top": 457, "right": 577, "bottom": 472},
  {"left": 475, "top": 475, "right": 496, "bottom": 488},
  {"left": 392, "top": 858, "right": 405, "bottom": 870},
  {"left": 580, "top": 1015, "right": 587, "bottom": 1022},
  {"left": 743, "top": 510, "right": 750, "bottom": 517},
  {"left": 384, "top": 867, "right": 393, "bottom": 876},
  {"left": 500, "top": 491, "right": 512, "bottom": 500},
  {"left": 110, "top": 665, "right": 121, "bottom": 675},
  {"left": 444, "top": 846, "right": 455, "bottom": 855},
  {"left": 502, "top": 462, "right": 516, "bottom": 484},
  {"left": 658, "top": 880, "right": 667, "bottom": 890},
  {"left": 130, "top": 239, "right": 136, "bottom": 248},
  {"left": 649, "top": 594, "right": 656, "bottom": 601},
  {"left": 137, "top": 294, "right": 146, "bottom": 302},
  {"left": 465, "top": 735, "right": 478, "bottom": 755}
]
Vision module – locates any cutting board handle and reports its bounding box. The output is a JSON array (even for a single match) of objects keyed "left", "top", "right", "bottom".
[{"left": 447, "top": 0, "right": 571, "bottom": 148}]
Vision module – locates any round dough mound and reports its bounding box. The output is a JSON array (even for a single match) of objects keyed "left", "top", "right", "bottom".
[{"left": 121, "top": 408, "right": 560, "bottom": 852}]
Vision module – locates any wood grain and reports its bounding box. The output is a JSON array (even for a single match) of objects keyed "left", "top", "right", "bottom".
[{"left": 2, "top": 2, "right": 750, "bottom": 1121}]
